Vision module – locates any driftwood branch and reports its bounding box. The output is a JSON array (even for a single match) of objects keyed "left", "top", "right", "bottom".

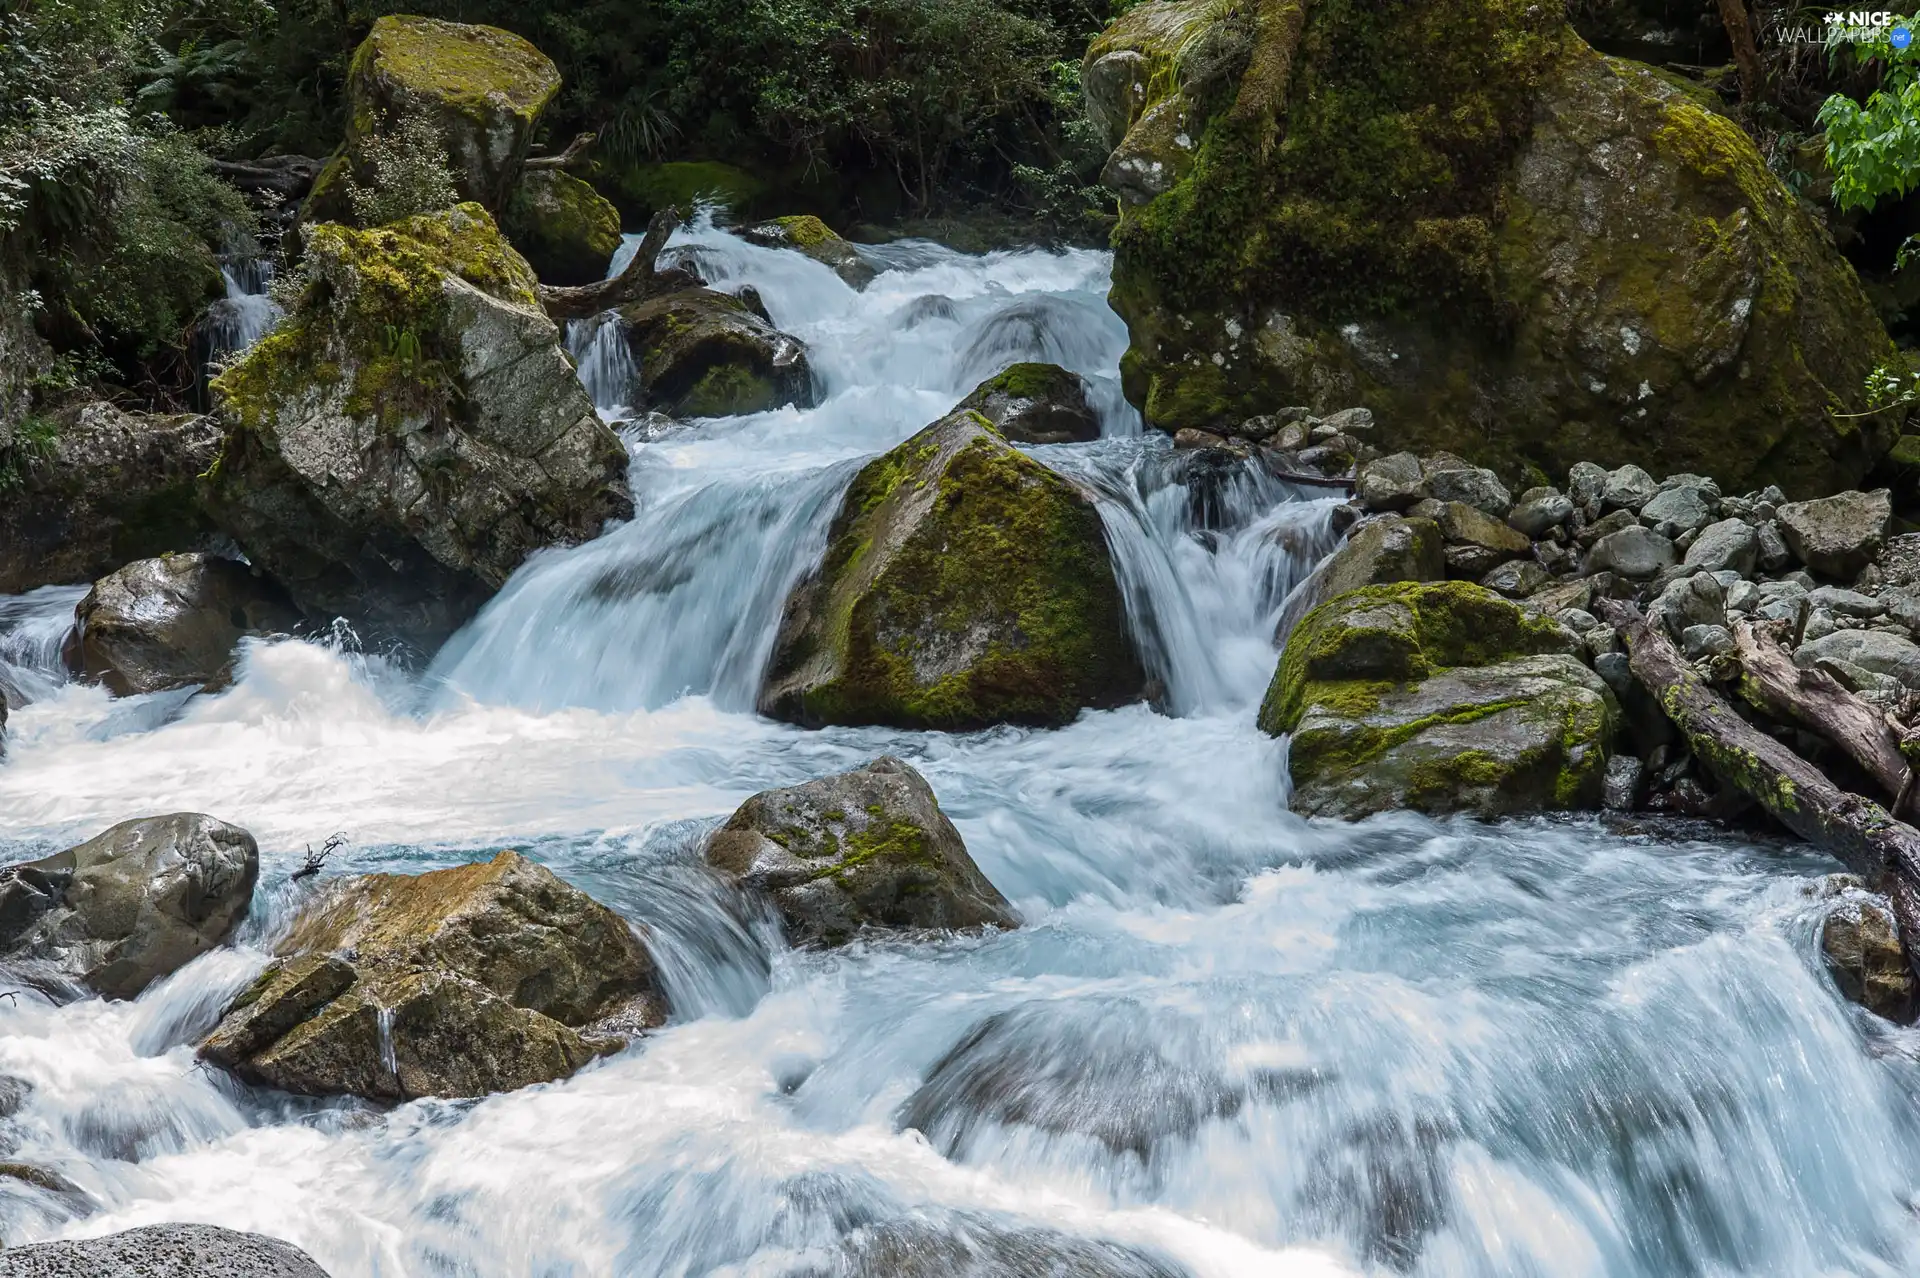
[
  {"left": 536, "top": 206, "right": 686, "bottom": 320},
  {"left": 211, "top": 155, "right": 323, "bottom": 200},
  {"left": 1732, "top": 619, "right": 1912, "bottom": 805},
  {"left": 1597, "top": 600, "right": 1920, "bottom": 894},
  {"left": 523, "top": 132, "right": 597, "bottom": 172}
]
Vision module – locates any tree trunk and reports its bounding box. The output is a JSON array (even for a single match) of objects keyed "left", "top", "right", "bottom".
[
  {"left": 1715, "top": 0, "right": 1767, "bottom": 103},
  {"left": 536, "top": 207, "right": 686, "bottom": 321},
  {"left": 1732, "top": 620, "right": 1912, "bottom": 804},
  {"left": 1595, "top": 600, "right": 1920, "bottom": 895}
]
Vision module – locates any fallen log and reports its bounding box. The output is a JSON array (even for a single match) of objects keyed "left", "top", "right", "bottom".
[
  {"left": 522, "top": 131, "right": 597, "bottom": 172},
  {"left": 1732, "top": 619, "right": 1912, "bottom": 806},
  {"left": 1596, "top": 600, "right": 1920, "bottom": 896},
  {"left": 536, "top": 206, "right": 687, "bottom": 320}
]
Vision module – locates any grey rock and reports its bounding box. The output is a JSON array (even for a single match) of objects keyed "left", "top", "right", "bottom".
[
  {"left": 1823, "top": 897, "right": 1915, "bottom": 1021},
  {"left": 707, "top": 757, "right": 1018, "bottom": 946},
  {"left": 0, "top": 814, "right": 258, "bottom": 1000},
  {"left": 1755, "top": 520, "right": 1793, "bottom": 572},
  {"left": 1480, "top": 559, "right": 1550, "bottom": 598},
  {"left": 1756, "top": 596, "right": 1809, "bottom": 628},
  {"left": 1809, "top": 585, "right": 1885, "bottom": 619},
  {"left": 1568, "top": 461, "right": 1608, "bottom": 511},
  {"left": 75, "top": 553, "right": 304, "bottom": 696},
  {"left": 1882, "top": 586, "right": 1920, "bottom": 632},
  {"left": 1603, "top": 755, "right": 1644, "bottom": 812},
  {"left": 1726, "top": 579, "right": 1762, "bottom": 614},
  {"left": 1593, "top": 651, "right": 1633, "bottom": 696},
  {"left": 1776, "top": 489, "right": 1892, "bottom": 578},
  {"left": 1316, "top": 406, "right": 1374, "bottom": 434},
  {"left": 1878, "top": 532, "right": 1920, "bottom": 591},
  {"left": 1657, "top": 472, "right": 1723, "bottom": 502},
  {"left": 1802, "top": 609, "right": 1839, "bottom": 642},
  {"left": 1650, "top": 572, "right": 1726, "bottom": 638},
  {"left": 1639, "top": 485, "right": 1715, "bottom": 537},
  {"left": 1507, "top": 487, "right": 1574, "bottom": 537},
  {"left": 1795, "top": 628, "right": 1920, "bottom": 689},
  {"left": 1575, "top": 507, "right": 1639, "bottom": 549},
  {"left": 0, "top": 1223, "right": 330, "bottom": 1277},
  {"left": 1719, "top": 495, "right": 1755, "bottom": 518},
  {"left": 1354, "top": 452, "right": 1426, "bottom": 512},
  {"left": 1422, "top": 462, "right": 1510, "bottom": 517},
  {"left": 954, "top": 363, "right": 1100, "bottom": 445},
  {"left": 1584, "top": 526, "right": 1677, "bottom": 579},
  {"left": 1758, "top": 578, "right": 1811, "bottom": 602},
  {"left": 1585, "top": 625, "right": 1623, "bottom": 657},
  {"left": 1557, "top": 608, "right": 1600, "bottom": 633},
  {"left": 1434, "top": 502, "right": 1531, "bottom": 558},
  {"left": 1681, "top": 624, "right": 1735, "bottom": 659},
  {"left": 1683, "top": 521, "right": 1757, "bottom": 577},
  {"left": 1601, "top": 464, "right": 1658, "bottom": 512}
]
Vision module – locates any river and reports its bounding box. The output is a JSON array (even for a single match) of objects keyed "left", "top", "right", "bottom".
[{"left": 0, "top": 222, "right": 1916, "bottom": 1277}]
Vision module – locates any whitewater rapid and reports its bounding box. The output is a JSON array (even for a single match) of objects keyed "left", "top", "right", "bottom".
[{"left": 1, "top": 224, "right": 1917, "bottom": 1277}]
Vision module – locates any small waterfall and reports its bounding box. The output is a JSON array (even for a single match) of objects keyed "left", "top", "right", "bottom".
[
  {"left": 202, "top": 253, "right": 282, "bottom": 360},
  {"left": 0, "top": 585, "right": 84, "bottom": 708},
  {"left": 568, "top": 313, "right": 638, "bottom": 420},
  {"left": 376, "top": 1004, "right": 399, "bottom": 1085}
]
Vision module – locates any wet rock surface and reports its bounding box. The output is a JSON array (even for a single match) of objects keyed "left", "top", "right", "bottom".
[
  {"left": 0, "top": 1223, "right": 332, "bottom": 1277},
  {"left": 615, "top": 288, "right": 816, "bottom": 419},
  {"left": 954, "top": 362, "right": 1101, "bottom": 445},
  {"left": 73, "top": 553, "right": 304, "bottom": 696}
]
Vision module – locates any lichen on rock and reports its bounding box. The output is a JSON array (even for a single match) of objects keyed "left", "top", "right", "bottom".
[
  {"left": 760, "top": 409, "right": 1145, "bottom": 730},
  {"left": 503, "top": 170, "right": 624, "bottom": 286}
]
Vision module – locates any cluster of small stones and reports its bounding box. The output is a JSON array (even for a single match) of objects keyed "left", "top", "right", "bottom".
[{"left": 1173, "top": 405, "right": 1379, "bottom": 477}]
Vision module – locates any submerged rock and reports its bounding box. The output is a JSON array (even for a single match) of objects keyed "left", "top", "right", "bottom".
[
  {"left": 0, "top": 1223, "right": 331, "bottom": 1278},
  {"left": 616, "top": 288, "right": 816, "bottom": 419},
  {"left": 1089, "top": 3, "right": 1894, "bottom": 494},
  {"left": 1260, "top": 582, "right": 1614, "bottom": 820},
  {"left": 503, "top": 169, "right": 623, "bottom": 286},
  {"left": 797, "top": 1214, "right": 1189, "bottom": 1278},
  {"left": 760, "top": 409, "right": 1144, "bottom": 730},
  {"left": 0, "top": 402, "right": 222, "bottom": 595},
  {"left": 200, "top": 850, "right": 662, "bottom": 1101},
  {"left": 741, "top": 215, "right": 877, "bottom": 289},
  {"left": 0, "top": 814, "right": 259, "bottom": 1000},
  {"left": 74, "top": 553, "right": 304, "bottom": 696},
  {"left": 206, "top": 204, "right": 632, "bottom": 652},
  {"left": 707, "top": 757, "right": 1017, "bottom": 946},
  {"left": 954, "top": 363, "right": 1101, "bottom": 445}
]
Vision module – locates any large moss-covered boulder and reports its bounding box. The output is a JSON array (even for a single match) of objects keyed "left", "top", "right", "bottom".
[
  {"left": 614, "top": 288, "right": 816, "bottom": 418},
  {"left": 707, "top": 757, "right": 1018, "bottom": 946},
  {"left": 1089, "top": 1, "right": 1896, "bottom": 497},
  {"left": 503, "top": 169, "right": 623, "bottom": 286},
  {"left": 761, "top": 410, "right": 1145, "bottom": 729},
  {"left": 1259, "top": 582, "right": 1615, "bottom": 819},
  {"left": 0, "top": 814, "right": 259, "bottom": 1000},
  {"left": 74, "top": 553, "right": 304, "bottom": 696},
  {"left": 206, "top": 204, "right": 632, "bottom": 651},
  {"left": 955, "top": 363, "right": 1101, "bottom": 445},
  {"left": 0, "top": 402, "right": 222, "bottom": 595},
  {"left": 741, "top": 215, "right": 877, "bottom": 289},
  {"left": 341, "top": 16, "right": 561, "bottom": 215},
  {"left": 200, "top": 850, "right": 663, "bottom": 1101}
]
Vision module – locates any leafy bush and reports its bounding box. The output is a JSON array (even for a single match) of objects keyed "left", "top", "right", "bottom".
[{"left": 345, "top": 108, "right": 459, "bottom": 227}]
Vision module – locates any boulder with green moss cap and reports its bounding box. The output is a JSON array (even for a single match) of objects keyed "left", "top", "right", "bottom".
[
  {"left": 613, "top": 288, "right": 816, "bottom": 418},
  {"left": 741, "top": 215, "right": 877, "bottom": 289},
  {"left": 205, "top": 203, "right": 632, "bottom": 652},
  {"left": 199, "top": 850, "right": 664, "bottom": 1101},
  {"left": 707, "top": 756, "right": 1018, "bottom": 946},
  {"left": 954, "top": 363, "right": 1101, "bottom": 445},
  {"left": 760, "top": 409, "right": 1145, "bottom": 730},
  {"left": 1087, "top": 1, "right": 1897, "bottom": 496},
  {"left": 503, "top": 170, "right": 623, "bottom": 286},
  {"left": 1260, "top": 581, "right": 1616, "bottom": 820}
]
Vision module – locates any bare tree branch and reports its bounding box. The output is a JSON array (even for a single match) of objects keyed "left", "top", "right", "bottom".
[
  {"left": 523, "top": 132, "right": 598, "bottom": 173},
  {"left": 537, "top": 206, "right": 689, "bottom": 320}
]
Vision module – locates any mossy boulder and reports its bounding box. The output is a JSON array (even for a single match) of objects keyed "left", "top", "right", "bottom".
[
  {"left": 199, "top": 850, "right": 663, "bottom": 1101},
  {"left": 613, "top": 288, "right": 816, "bottom": 418},
  {"left": 1259, "top": 581, "right": 1615, "bottom": 820},
  {"left": 342, "top": 16, "right": 561, "bottom": 215},
  {"left": 707, "top": 757, "right": 1018, "bottom": 946},
  {"left": 954, "top": 363, "right": 1101, "bottom": 445},
  {"left": 74, "top": 553, "right": 304, "bottom": 696},
  {"left": 206, "top": 204, "right": 632, "bottom": 652},
  {"left": 761, "top": 409, "right": 1145, "bottom": 730},
  {"left": 0, "top": 402, "right": 222, "bottom": 595},
  {"left": 740, "top": 215, "right": 877, "bottom": 289},
  {"left": 503, "top": 169, "right": 623, "bottom": 286},
  {"left": 1090, "top": 1, "right": 1898, "bottom": 497}
]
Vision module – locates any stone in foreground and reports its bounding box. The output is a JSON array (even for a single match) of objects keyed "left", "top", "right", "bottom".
[
  {"left": 206, "top": 204, "right": 632, "bottom": 652},
  {"left": 615, "top": 289, "right": 816, "bottom": 419},
  {"left": 1776, "top": 489, "right": 1891, "bottom": 579},
  {"left": 709, "top": 757, "right": 1017, "bottom": 946},
  {"left": 1822, "top": 895, "right": 1915, "bottom": 1022},
  {"left": 1260, "top": 582, "right": 1615, "bottom": 821},
  {"left": 0, "top": 814, "right": 259, "bottom": 1000},
  {"left": 760, "top": 410, "right": 1144, "bottom": 730},
  {"left": 955, "top": 363, "right": 1101, "bottom": 445},
  {"left": 74, "top": 553, "right": 304, "bottom": 696},
  {"left": 200, "top": 851, "right": 662, "bottom": 1100},
  {"left": 0, "top": 1223, "right": 330, "bottom": 1278}
]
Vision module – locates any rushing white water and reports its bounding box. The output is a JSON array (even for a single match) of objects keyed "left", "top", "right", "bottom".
[
  {"left": 1, "top": 226, "right": 1917, "bottom": 1278},
  {"left": 202, "top": 254, "right": 283, "bottom": 360}
]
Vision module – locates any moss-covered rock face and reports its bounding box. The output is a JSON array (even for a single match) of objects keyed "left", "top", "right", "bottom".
[
  {"left": 761, "top": 410, "right": 1146, "bottom": 730},
  {"left": 503, "top": 170, "right": 623, "bottom": 286},
  {"left": 206, "top": 203, "right": 632, "bottom": 652},
  {"left": 740, "top": 215, "right": 877, "bottom": 289},
  {"left": 954, "top": 362, "right": 1101, "bottom": 445},
  {"left": 342, "top": 16, "right": 561, "bottom": 214},
  {"left": 1091, "top": 1, "right": 1898, "bottom": 497},
  {"left": 614, "top": 288, "right": 816, "bottom": 418},
  {"left": 199, "top": 851, "right": 664, "bottom": 1101},
  {"left": 1259, "top": 581, "right": 1614, "bottom": 819},
  {"left": 707, "top": 756, "right": 1019, "bottom": 946}
]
